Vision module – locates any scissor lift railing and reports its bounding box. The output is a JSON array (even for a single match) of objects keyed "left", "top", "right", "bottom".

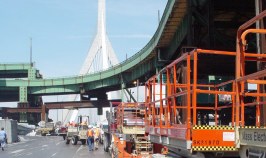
[
  {"left": 233, "top": 10, "right": 266, "bottom": 157},
  {"left": 235, "top": 10, "right": 266, "bottom": 128},
  {"left": 236, "top": 70, "right": 266, "bottom": 127},
  {"left": 145, "top": 49, "right": 238, "bottom": 152}
]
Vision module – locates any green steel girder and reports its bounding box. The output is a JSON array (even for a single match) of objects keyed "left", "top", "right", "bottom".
[
  {"left": 0, "top": 63, "right": 32, "bottom": 70},
  {"left": 131, "top": 57, "right": 156, "bottom": 82},
  {"left": 163, "top": 14, "right": 189, "bottom": 60},
  {"left": 27, "top": 56, "right": 157, "bottom": 95},
  {"left": 19, "top": 86, "right": 27, "bottom": 102},
  {"left": 0, "top": 70, "right": 28, "bottom": 78},
  {"left": 125, "top": 88, "right": 137, "bottom": 103},
  {"left": 0, "top": 63, "right": 40, "bottom": 79},
  {"left": 29, "top": 85, "right": 80, "bottom": 95},
  {"left": 28, "top": 68, "right": 36, "bottom": 79}
]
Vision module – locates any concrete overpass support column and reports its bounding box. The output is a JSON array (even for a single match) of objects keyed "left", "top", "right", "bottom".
[
  {"left": 1, "top": 108, "right": 8, "bottom": 119},
  {"left": 97, "top": 93, "right": 108, "bottom": 116},
  {"left": 97, "top": 107, "right": 103, "bottom": 115}
]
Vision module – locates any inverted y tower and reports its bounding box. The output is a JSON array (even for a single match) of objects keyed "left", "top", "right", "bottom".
[
  {"left": 80, "top": 0, "right": 119, "bottom": 74},
  {"left": 64, "top": 0, "right": 119, "bottom": 124}
]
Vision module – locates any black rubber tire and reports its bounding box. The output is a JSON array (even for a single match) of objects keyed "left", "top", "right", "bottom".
[
  {"left": 103, "top": 134, "right": 109, "bottom": 152},
  {"left": 66, "top": 139, "right": 70, "bottom": 144},
  {"left": 71, "top": 137, "right": 78, "bottom": 145},
  {"left": 81, "top": 139, "right": 86, "bottom": 145}
]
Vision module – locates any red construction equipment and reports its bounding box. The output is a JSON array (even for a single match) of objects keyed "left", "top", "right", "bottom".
[{"left": 106, "top": 103, "right": 152, "bottom": 158}]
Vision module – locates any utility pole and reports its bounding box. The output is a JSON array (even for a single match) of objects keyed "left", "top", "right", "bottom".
[
  {"left": 30, "top": 37, "right": 32, "bottom": 66},
  {"left": 62, "top": 109, "right": 63, "bottom": 124},
  {"left": 57, "top": 96, "right": 59, "bottom": 122},
  {"left": 137, "top": 79, "right": 139, "bottom": 102}
]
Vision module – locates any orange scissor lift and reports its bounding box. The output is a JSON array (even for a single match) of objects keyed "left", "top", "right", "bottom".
[
  {"left": 145, "top": 48, "right": 238, "bottom": 158},
  {"left": 145, "top": 10, "right": 266, "bottom": 158}
]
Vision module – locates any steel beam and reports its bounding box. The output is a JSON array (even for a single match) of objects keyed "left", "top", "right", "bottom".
[
  {"left": 6, "top": 108, "right": 42, "bottom": 113},
  {"left": 45, "top": 100, "right": 120, "bottom": 109},
  {"left": 19, "top": 87, "right": 27, "bottom": 102}
]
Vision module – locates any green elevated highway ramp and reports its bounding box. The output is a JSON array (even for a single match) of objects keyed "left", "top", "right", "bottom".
[{"left": 0, "top": 0, "right": 186, "bottom": 103}]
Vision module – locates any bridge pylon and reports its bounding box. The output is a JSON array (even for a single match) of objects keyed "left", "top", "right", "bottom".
[{"left": 63, "top": 0, "right": 119, "bottom": 125}]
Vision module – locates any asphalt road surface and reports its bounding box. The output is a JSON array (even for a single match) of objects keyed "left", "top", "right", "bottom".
[{"left": 0, "top": 136, "right": 110, "bottom": 158}]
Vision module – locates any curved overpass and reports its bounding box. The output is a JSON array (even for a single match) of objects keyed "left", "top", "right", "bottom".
[{"left": 0, "top": 0, "right": 188, "bottom": 100}]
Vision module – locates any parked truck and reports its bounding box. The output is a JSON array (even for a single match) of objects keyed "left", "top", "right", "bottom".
[
  {"left": 36, "top": 121, "right": 55, "bottom": 136},
  {"left": 56, "top": 126, "right": 67, "bottom": 140},
  {"left": 102, "top": 105, "right": 116, "bottom": 152},
  {"left": 103, "top": 102, "right": 153, "bottom": 157},
  {"left": 66, "top": 116, "right": 89, "bottom": 145}
]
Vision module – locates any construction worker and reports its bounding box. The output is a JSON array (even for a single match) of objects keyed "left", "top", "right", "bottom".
[
  {"left": 87, "top": 125, "right": 94, "bottom": 151},
  {"left": 94, "top": 126, "right": 100, "bottom": 150},
  {"left": 0, "top": 127, "right": 7, "bottom": 151}
]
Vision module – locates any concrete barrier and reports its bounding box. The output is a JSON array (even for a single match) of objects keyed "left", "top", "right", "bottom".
[{"left": 0, "top": 119, "right": 18, "bottom": 143}]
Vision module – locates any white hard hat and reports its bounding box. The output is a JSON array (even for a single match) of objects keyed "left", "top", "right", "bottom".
[{"left": 88, "top": 125, "right": 92, "bottom": 128}]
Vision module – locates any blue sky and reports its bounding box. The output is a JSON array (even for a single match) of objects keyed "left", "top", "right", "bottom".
[{"left": 0, "top": 0, "right": 167, "bottom": 78}]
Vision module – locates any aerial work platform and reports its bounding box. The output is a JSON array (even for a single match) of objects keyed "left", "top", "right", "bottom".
[{"left": 145, "top": 10, "right": 266, "bottom": 158}]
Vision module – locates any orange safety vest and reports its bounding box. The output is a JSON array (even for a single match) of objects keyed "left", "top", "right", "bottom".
[{"left": 87, "top": 129, "right": 94, "bottom": 137}]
